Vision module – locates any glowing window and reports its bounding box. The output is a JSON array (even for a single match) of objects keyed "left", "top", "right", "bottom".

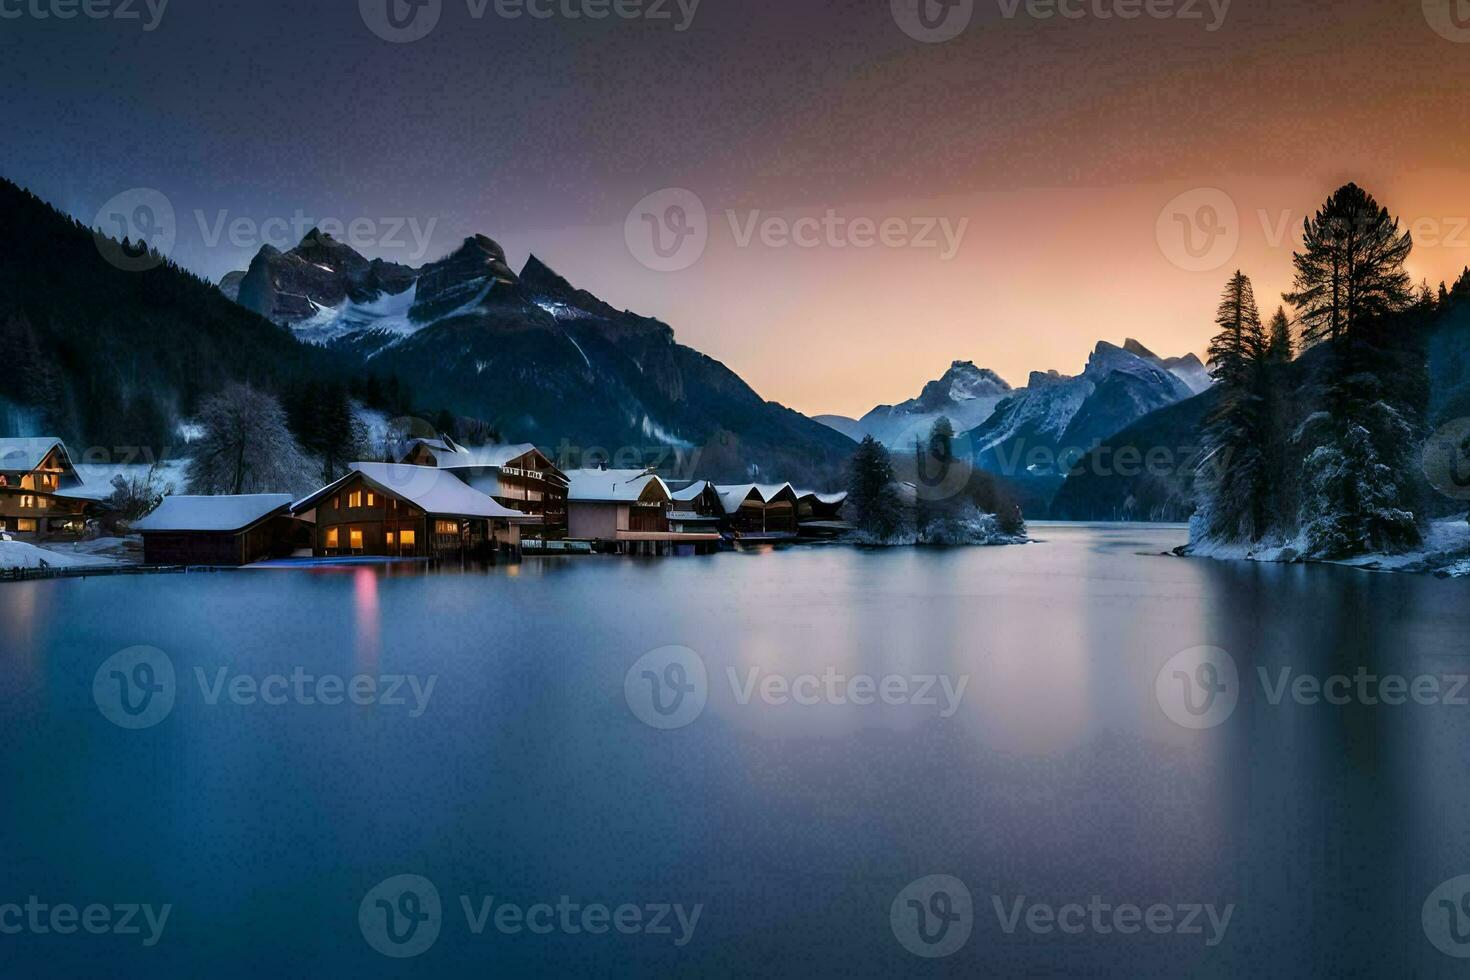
[
  {"left": 399, "top": 530, "right": 416, "bottom": 550},
  {"left": 366, "top": 492, "right": 376, "bottom": 507},
  {"left": 17, "top": 519, "right": 37, "bottom": 533},
  {"left": 325, "top": 528, "right": 339, "bottom": 548},
  {"left": 436, "top": 520, "right": 459, "bottom": 534},
  {"left": 386, "top": 532, "right": 395, "bottom": 546},
  {"left": 349, "top": 529, "right": 364, "bottom": 551},
  {"left": 348, "top": 491, "right": 362, "bottom": 508}
]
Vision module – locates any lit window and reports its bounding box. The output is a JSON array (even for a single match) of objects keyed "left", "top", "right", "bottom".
[
  {"left": 386, "top": 532, "right": 395, "bottom": 546},
  {"left": 436, "top": 520, "right": 459, "bottom": 534},
  {"left": 366, "top": 492, "right": 376, "bottom": 507},
  {"left": 326, "top": 528, "right": 339, "bottom": 548},
  {"left": 16, "top": 519, "right": 37, "bottom": 533},
  {"left": 349, "top": 491, "right": 362, "bottom": 508},
  {"left": 399, "top": 530, "right": 416, "bottom": 551},
  {"left": 349, "top": 529, "right": 364, "bottom": 551}
]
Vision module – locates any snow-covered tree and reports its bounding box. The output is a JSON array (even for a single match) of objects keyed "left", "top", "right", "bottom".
[
  {"left": 185, "top": 384, "right": 315, "bottom": 496},
  {"left": 848, "top": 436, "right": 906, "bottom": 543}
]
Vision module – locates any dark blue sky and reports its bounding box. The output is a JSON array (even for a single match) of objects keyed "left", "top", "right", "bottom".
[{"left": 5, "top": 0, "right": 1467, "bottom": 414}]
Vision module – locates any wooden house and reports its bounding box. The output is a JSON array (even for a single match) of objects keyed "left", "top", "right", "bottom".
[
  {"left": 715, "top": 483, "right": 800, "bottom": 539},
  {"left": 566, "top": 468, "right": 720, "bottom": 555},
  {"left": 291, "top": 462, "right": 540, "bottom": 559},
  {"left": 0, "top": 438, "right": 108, "bottom": 541},
  {"left": 131, "top": 494, "right": 310, "bottom": 566},
  {"left": 409, "top": 441, "right": 570, "bottom": 539}
]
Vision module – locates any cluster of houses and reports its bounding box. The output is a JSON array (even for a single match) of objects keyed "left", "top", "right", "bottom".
[{"left": 0, "top": 436, "right": 847, "bottom": 567}]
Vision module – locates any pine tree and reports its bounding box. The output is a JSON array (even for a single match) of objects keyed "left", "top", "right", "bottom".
[
  {"left": 1265, "top": 306, "right": 1294, "bottom": 364},
  {"left": 848, "top": 436, "right": 905, "bottom": 542},
  {"left": 1283, "top": 182, "right": 1413, "bottom": 351},
  {"left": 1283, "top": 184, "right": 1424, "bottom": 557},
  {"left": 1196, "top": 272, "right": 1271, "bottom": 543}
]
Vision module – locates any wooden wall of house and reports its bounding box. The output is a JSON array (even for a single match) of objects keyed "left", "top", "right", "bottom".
[{"left": 313, "top": 475, "right": 428, "bottom": 557}]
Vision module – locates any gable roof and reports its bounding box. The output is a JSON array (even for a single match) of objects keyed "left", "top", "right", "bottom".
[
  {"left": 796, "top": 489, "right": 848, "bottom": 506},
  {"left": 566, "top": 468, "right": 671, "bottom": 504},
  {"left": 669, "top": 480, "right": 714, "bottom": 502},
  {"left": 292, "top": 464, "right": 537, "bottom": 522},
  {"left": 754, "top": 483, "right": 799, "bottom": 504},
  {"left": 133, "top": 494, "right": 294, "bottom": 533},
  {"left": 0, "top": 437, "right": 75, "bottom": 474},
  {"left": 714, "top": 484, "right": 763, "bottom": 514}
]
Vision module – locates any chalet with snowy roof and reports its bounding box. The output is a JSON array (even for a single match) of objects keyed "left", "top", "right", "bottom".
[
  {"left": 795, "top": 489, "right": 849, "bottom": 537},
  {"left": 400, "top": 439, "right": 570, "bottom": 538},
  {"left": 0, "top": 438, "right": 108, "bottom": 541},
  {"left": 291, "top": 462, "right": 540, "bottom": 559},
  {"left": 667, "top": 480, "right": 724, "bottom": 536},
  {"left": 716, "top": 483, "right": 800, "bottom": 539},
  {"left": 131, "top": 494, "right": 309, "bottom": 566},
  {"left": 566, "top": 467, "right": 720, "bottom": 555}
]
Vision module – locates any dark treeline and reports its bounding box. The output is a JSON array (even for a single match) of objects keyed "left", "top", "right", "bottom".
[
  {"left": 1194, "top": 182, "right": 1465, "bottom": 558},
  {"left": 0, "top": 178, "right": 483, "bottom": 470}
]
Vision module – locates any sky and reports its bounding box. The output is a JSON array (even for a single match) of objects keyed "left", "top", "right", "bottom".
[{"left": 4, "top": 0, "right": 1469, "bottom": 417}]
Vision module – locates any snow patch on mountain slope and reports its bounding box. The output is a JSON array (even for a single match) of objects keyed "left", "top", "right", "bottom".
[{"left": 292, "top": 284, "right": 420, "bottom": 346}]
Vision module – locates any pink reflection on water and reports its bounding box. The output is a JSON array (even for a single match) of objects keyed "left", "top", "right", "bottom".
[{"left": 353, "top": 567, "right": 380, "bottom": 673}]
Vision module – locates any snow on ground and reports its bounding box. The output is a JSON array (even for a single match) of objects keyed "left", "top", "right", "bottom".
[
  {"left": 73, "top": 458, "right": 190, "bottom": 497},
  {"left": 1186, "top": 517, "right": 1470, "bottom": 576},
  {"left": 0, "top": 540, "right": 119, "bottom": 569}
]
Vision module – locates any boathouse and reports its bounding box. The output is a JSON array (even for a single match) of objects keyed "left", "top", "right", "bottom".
[{"left": 131, "top": 494, "right": 308, "bottom": 566}]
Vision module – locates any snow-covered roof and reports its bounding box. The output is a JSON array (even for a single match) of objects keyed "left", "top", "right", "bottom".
[
  {"left": 754, "top": 483, "right": 799, "bottom": 503},
  {"left": 437, "top": 443, "right": 540, "bottom": 469},
  {"left": 796, "top": 489, "right": 848, "bottom": 506},
  {"left": 292, "top": 464, "right": 536, "bottom": 522},
  {"left": 133, "top": 494, "right": 294, "bottom": 533},
  {"left": 0, "top": 437, "right": 73, "bottom": 474},
  {"left": 715, "top": 484, "right": 763, "bottom": 514},
  {"left": 566, "top": 468, "right": 671, "bottom": 503},
  {"left": 669, "top": 480, "right": 713, "bottom": 502}
]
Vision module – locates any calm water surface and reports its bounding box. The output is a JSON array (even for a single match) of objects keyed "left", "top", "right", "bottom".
[{"left": 3, "top": 524, "right": 1470, "bottom": 977}]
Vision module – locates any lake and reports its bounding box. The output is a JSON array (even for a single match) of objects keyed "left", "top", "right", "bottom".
[{"left": 2, "top": 523, "right": 1470, "bottom": 977}]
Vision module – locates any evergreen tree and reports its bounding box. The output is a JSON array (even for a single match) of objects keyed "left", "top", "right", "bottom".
[
  {"left": 1283, "top": 182, "right": 1413, "bottom": 351},
  {"left": 1196, "top": 272, "right": 1271, "bottom": 542},
  {"left": 848, "top": 436, "right": 905, "bottom": 542},
  {"left": 1283, "top": 184, "right": 1424, "bottom": 557},
  {"left": 1265, "top": 306, "right": 1294, "bottom": 364}
]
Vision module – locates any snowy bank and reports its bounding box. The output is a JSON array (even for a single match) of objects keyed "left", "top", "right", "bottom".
[
  {"left": 0, "top": 540, "right": 120, "bottom": 570},
  {"left": 1182, "top": 517, "right": 1470, "bottom": 577}
]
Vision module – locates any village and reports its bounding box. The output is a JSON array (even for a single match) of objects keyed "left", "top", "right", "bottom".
[{"left": 0, "top": 435, "right": 850, "bottom": 571}]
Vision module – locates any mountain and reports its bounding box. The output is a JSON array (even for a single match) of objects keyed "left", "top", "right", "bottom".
[
  {"left": 220, "top": 232, "right": 857, "bottom": 486},
  {"left": 964, "top": 341, "right": 1196, "bottom": 514},
  {"left": 0, "top": 178, "right": 331, "bottom": 450},
  {"left": 1122, "top": 338, "right": 1213, "bottom": 394},
  {"left": 818, "top": 361, "right": 1013, "bottom": 449}
]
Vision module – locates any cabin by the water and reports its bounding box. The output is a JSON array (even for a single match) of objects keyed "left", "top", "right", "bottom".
[
  {"left": 566, "top": 467, "right": 722, "bottom": 555},
  {"left": 291, "top": 462, "right": 539, "bottom": 559},
  {"left": 0, "top": 438, "right": 107, "bottom": 541},
  {"left": 132, "top": 494, "right": 310, "bottom": 566},
  {"left": 398, "top": 438, "right": 570, "bottom": 540}
]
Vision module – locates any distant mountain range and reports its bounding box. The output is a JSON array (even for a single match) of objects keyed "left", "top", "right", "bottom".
[
  {"left": 219, "top": 228, "right": 857, "bottom": 486},
  {"left": 817, "top": 339, "right": 1212, "bottom": 514}
]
